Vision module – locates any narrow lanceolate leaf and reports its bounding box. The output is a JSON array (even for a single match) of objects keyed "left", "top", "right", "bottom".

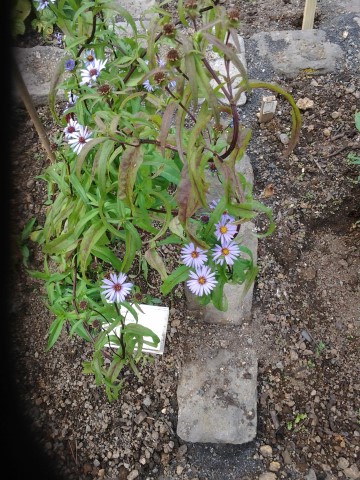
[
  {"left": 144, "top": 248, "right": 168, "bottom": 281},
  {"left": 176, "top": 164, "right": 201, "bottom": 225},
  {"left": 202, "top": 32, "right": 249, "bottom": 92},
  {"left": 158, "top": 101, "right": 178, "bottom": 156},
  {"left": 43, "top": 230, "right": 79, "bottom": 254},
  {"left": 354, "top": 111, "right": 360, "bottom": 131},
  {"left": 144, "top": 191, "right": 172, "bottom": 244},
  {"left": 160, "top": 264, "right": 190, "bottom": 296},
  {"left": 46, "top": 317, "right": 65, "bottom": 350},
  {"left": 175, "top": 87, "right": 191, "bottom": 165},
  {"left": 91, "top": 245, "right": 123, "bottom": 272},
  {"left": 79, "top": 221, "right": 107, "bottom": 274},
  {"left": 117, "top": 146, "right": 143, "bottom": 208},
  {"left": 96, "top": 139, "right": 115, "bottom": 196},
  {"left": 177, "top": 31, "right": 199, "bottom": 107},
  {"left": 123, "top": 323, "right": 160, "bottom": 345},
  {"left": 121, "top": 222, "right": 141, "bottom": 273},
  {"left": 211, "top": 277, "right": 228, "bottom": 312},
  {"left": 75, "top": 137, "right": 110, "bottom": 177}
]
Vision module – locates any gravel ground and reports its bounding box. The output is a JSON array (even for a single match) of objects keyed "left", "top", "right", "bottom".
[{"left": 6, "top": 1, "right": 360, "bottom": 479}]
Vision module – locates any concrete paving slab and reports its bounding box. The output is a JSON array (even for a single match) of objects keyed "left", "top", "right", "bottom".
[
  {"left": 13, "top": 46, "right": 66, "bottom": 106},
  {"left": 177, "top": 346, "right": 257, "bottom": 444},
  {"left": 251, "top": 29, "right": 344, "bottom": 79}
]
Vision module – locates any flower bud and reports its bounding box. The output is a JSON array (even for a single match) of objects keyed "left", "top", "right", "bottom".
[
  {"left": 227, "top": 7, "right": 240, "bottom": 25},
  {"left": 166, "top": 48, "right": 181, "bottom": 65},
  {"left": 163, "top": 23, "right": 176, "bottom": 37}
]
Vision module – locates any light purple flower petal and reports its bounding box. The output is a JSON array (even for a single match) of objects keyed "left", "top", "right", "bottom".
[
  {"left": 180, "top": 242, "right": 208, "bottom": 268},
  {"left": 212, "top": 241, "right": 240, "bottom": 266},
  {"left": 214, "top": 217, "right": 237, "bottom": 243},
  {"left": 100, "top": 272, "right": 133, "bottom": 303},
  {"left": 186, "top": 265, "right": 217, "bottom": 297}
]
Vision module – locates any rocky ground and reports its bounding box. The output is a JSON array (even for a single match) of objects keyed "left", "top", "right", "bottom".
[{"left": 6, "top": 1, "right": 360, "bottom": 480}]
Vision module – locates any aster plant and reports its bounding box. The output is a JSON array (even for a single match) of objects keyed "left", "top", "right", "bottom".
[{"left": 25, "top": 0, "right": 301, "bottom": 398}]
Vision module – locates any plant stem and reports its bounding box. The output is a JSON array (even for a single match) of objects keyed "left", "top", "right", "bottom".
[{"left": 12, "top": 59, "right": 56, "bottom": 164}]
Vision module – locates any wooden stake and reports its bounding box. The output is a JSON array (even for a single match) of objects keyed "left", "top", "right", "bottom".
[
  {"left": 258, "top": 95, "right": 277, "bottom": 123},
  {"left": 12, "top": 58, "right": 56, "bottom": 164},
  {"left": 302, "top": 0, "right": 317, "bottom": 30}
]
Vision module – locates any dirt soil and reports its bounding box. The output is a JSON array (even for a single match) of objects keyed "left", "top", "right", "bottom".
[{"left": 6, "top": 1, "right": 360, "bottom": 480}]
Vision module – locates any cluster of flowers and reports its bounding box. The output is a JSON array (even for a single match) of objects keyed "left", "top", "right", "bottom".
[
  {"left": 63, "top": 50, "right": 108, "bottom": 154},
  {"left": 181, "top": 212, "right": 241, "bottom": 297}
]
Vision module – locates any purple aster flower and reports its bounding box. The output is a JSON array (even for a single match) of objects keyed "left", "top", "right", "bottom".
[
  {"left": 35, "top": 0, "right": 55, "bottom": 11},
  {"left": 180, "top": 242, "right": 208, "bottom": 268},
  {"left": 167, "top": 80, "right": 176, "bottom": 90},
  {"left": 187, "top": 266, "right": 217, "bottom": 297},
  {"left": 63, "top": 118, "right": 80, "bottom": 139},
  {"left": 214, "top": 215, "right": 237, "bottom": 242},
  {"left": 53, "top": 32, "right": 63, "bottom": 46},
  {"left": 157, "top": 58, "right": 166, "bottom": 67},
  {"left": 80, "top": 58, "right": 107, "bottom": 86},
  {"left": 208, "top": 199, "right": 234, "bottom": 221},
  {"left": 83, "top": 49, "right": 96, "bottom": 66},
  {"left": 212, "top": 241, "right": 240, "bottom": 266},
  {"left": 64, "top": 58, "right": 75, "bottom": 71},
  {"left": 68, "top": 125, "right": 92, "bottom": 154},
  {"left": 143, "top": 79, "right": 155, "bottom": 92},
  {"left": 100, "top": 273, "right": 133, "bottom": 303}
]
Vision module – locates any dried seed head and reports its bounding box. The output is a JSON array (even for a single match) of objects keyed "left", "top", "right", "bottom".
[
  {"left": 184, "top": 0, "right": 197, "bottom": 8},
  {"left": 200, "top": 214, "right": 210, "bottom": 224},
  {"left": 91, "top": 319, "right": 100, "bottom": 328},
  {"left": 227, "top": 7, "right": 240, "bottom": 23},
  {"left": 163, "top": 23, "right": 176, "bottom": 36},
  {"left": 213, "top": 123, "right": 224, "bottom": 133},
  {"left": 133, "top": 292, "right": 143, "bottom": 302},
  {"left": 208, "top": 162, "right": 217, "bottom": 172},
  {"left": 154, "top": 71, "right": 166, "bottom": 84},
  {"left": 97, "top": 84, "right": 111, "bottom": 95},
  {"left": 79, "top": 300, "right": 88, "bottom": 310},
  {"left": 167, "top": 48, "right": 180, "bottom": 63}
]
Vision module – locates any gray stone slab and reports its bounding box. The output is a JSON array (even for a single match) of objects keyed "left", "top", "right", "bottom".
[
  {"left": 113, "top": 0, "right": 156, "bottom": 20},
  {"left": 251, "top": 29, "right": 344, "bottom": 79},
  {"left": 177, "top": 347, "right": 257, "bottom": 444},
  {"left": 13, "top": 46, "right": 66, "bottom": 106},
  {"left": 184, "top": 221, "right": 258, "bottom": 325}
]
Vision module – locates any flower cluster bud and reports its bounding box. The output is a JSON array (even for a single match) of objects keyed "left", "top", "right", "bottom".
[
  {"left": 163, "top": 23, "right": 176, "bottom": 37},
  {"left": 166, "top": 48, "right": 181, "bottom": 65}
]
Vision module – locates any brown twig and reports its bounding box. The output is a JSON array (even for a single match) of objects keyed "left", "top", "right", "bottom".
[
  {"left": 13, "top": 60, "right": 56, "bottom": 164},
  {"left": 325, "top": 143, "right": 360, "bottom": 158}
]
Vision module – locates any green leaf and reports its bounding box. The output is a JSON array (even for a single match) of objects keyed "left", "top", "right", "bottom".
[
  {"left": 79, "top": 221, "right": 107, "bottom": 274},
  {"left": 144, "top": 248, "right": 168, "bottom": 280},
  {"left": 355, "top": 112, "right": 360, "bottom": 132},
  {"left": 160, "top": 264, "right": 189, "bottom": 295},
  {"left": 123, "top": 323, "right": 160, "bottom": 345},
  {"left": 118, "top": 146, "right": 143, "bottom": 208},
  {"left": 92, "top": 245, "right": 123, "bottom": 271},
  {"left": 121, "top": 222, "right": 141, "bottom": 273},
  {"left": 46, "top": 317, "right": 65, "bottom": 350}
]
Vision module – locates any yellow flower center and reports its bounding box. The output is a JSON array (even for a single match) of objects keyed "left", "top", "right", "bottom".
[
  {"left": 191, "top": 251, "right": 199, "bottom": 258},
  {"left": 220, "top": 226, "right": 228, "bottom": 234},
  {"left": 198, "top": 276, "right": 206, "bottom": 285},
  {"left": 221, "top": 248, "right": 229, "bottom": 256}
]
